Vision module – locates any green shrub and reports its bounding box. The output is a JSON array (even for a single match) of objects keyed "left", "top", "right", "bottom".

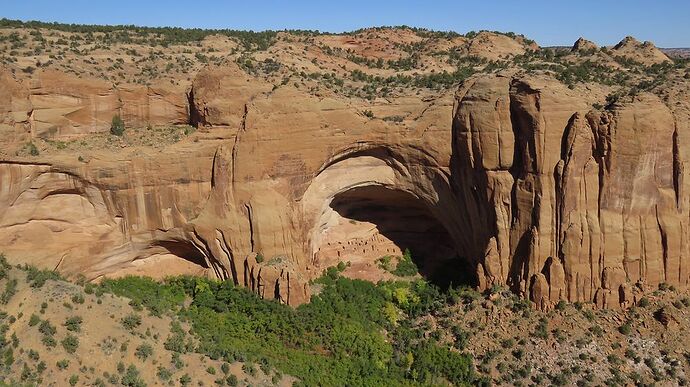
[
  {"left": 121, "top": 364, "right": 145, "bottom": 387},
  {"left": 38, "top": 320, "right": 56, "bottom": 336},
  {"left": 61, "top": 334, "right": 79, "bottom": 354},
  {"left": 29, "top": 314, "right": 41, "bottom": 327},
  {"left": 100, "top": 276, "right": 185, "bottom": 316},
  {"left": 157, "top": 366, "right": 172, "bottom": 381},
  {"left": 134, "top": 343, "right": 153, "bottom": 361},
  {"left": 25, "top": 266, "right": 62, "bottom": 288},
  {"left": 121, "top": 313, "right": 142, "bottom": 331},
  {"left": 26, "top": 142, "right": 39, "bottom": 156},
  {"left": 64, "top": 316, "right": 82, "bottom": 332},
  {"left": 71, "top": 293, "right": 85, "bottom": 304},
  {"left": 27, "top": 349, "right": 40, "bottom": 361},
  {"left": 555, "top": 300, "right": 567, "bottom": 310},
  {"left": 451, "top": 325, "right": 469, "bottom": 350},
  {"left": 179, "top": 373, "right": 192, "bottom": 386},
  {"left": 533, "top": 318, "right": 549, "bottom": 339},
  {"left": 391, "top": 249, "right": 418, "bottom": 277},
  {"left": 1, "top": 278, "right": 18, "bottom": 304},
  {"left": 164, "top": 321, "right": 188, "bottom": 353},
  {"left": 110, "top": 115, "right": 125, "bottom": 136}
]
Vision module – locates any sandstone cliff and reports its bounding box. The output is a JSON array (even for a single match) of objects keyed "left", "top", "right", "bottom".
[{"left": 0, "top": 26, "right": 687, "bottom": 309}]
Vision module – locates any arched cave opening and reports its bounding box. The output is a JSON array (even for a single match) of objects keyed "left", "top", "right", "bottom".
[
  {"left": 153, "top": 240, "right": 210, "bottom": 269},
  {"left": 321, "top": 185, "right": 474, "bottom": 289}
]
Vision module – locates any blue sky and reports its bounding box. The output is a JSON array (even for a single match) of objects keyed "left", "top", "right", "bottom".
[{"left": 3, "top": 1, "right": 689, "bottom": 47}]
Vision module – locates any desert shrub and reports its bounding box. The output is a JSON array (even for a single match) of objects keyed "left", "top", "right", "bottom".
[
  {"left": 110, "top": 115, "right": 125, "bottom": 136},
  {"left": 121, "top": 364, "right": 146, "bottom": 387},
  {"left": 25, "top": 266, "right": 62, "bottom": 288},
  {"left": 179, "top": 373, "right": 192, "bottom": 386},
  {"left": 157, "top": 366, "right": 172, "bottom": 381},
  {"left": 17, "top": 255, "right": 481, "bottom": 385},
  {"left": 135, "top": 343, "right": 153, "bottom": 361},
  {"left": 39, "top": 320, "right": 56, "bottom": 336},
  {"left": 555, "top": 300, "right": 567, "bottom": 310},
  {"left": 164, "top": 321, "right": 189, "bottom": 353},
  {"left": 26, "top": 142, "right": 39, "bottom": 156},
  {"left": 61, "top": 334, "right": 79, "bottom": 353},
  {"left": 172, "top": 352, "right": 184, "bottom": 369},
  {"left": 590, "top": 324, "right": 604, "bottom": 337},
  {"left": 27, "top": 349, "right": 40, "bottom": 361},
  {"left": 71, "top": 293, "right": 85, "bottom": 304},
  {"left": 121, "top": 313, "right": 142, "bottom": 331},
  {"left": 64, "top": 316, "right": 83, "bottom": 332},
  {"left": 242, "top": 363, "right": 257, "bottom": 376},
  {"left": 533, "top": 318, "right": 549, "bottom": 339},
  {"left": 1, "top": 278, "right": 18, "bottom": 304},
  {"left": 28, "top": 314, "right": 41, "bottom": 327},
  {"left": 451, "top": 325, "right": 469, "bottom": 350}
]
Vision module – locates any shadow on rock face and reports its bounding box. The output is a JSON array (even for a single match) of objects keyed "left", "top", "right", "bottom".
[{"left": 328, "top": 185, "right": 474, "bottom": 289}]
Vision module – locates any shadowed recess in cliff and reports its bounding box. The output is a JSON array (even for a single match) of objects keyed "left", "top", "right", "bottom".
[
  {"left": 326, "top": 185, "right": 474, "bottom": 288},
  {"left": 151, "top": 239, "right": 210, "bottom": 269}
]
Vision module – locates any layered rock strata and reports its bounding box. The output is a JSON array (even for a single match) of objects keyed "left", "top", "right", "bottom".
[{"left": 0, "top": 64, "right": 686, "bottom": 310}]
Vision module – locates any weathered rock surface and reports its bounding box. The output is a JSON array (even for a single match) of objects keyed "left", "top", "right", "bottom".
[
  {"left": 572, "top": 37, "right": 598, "bottom": 52},
  {"left": 612, "top": 36, "right": 671, "bottom": 65},
  {"left": 453, "top": 73, "right": 685, "bottom": 310},
  {"left": 1, "top": 69, "right": 189, "bottom": 141},
  {"left": 0, "top": 36, "right": 687, "bottom": 309}
]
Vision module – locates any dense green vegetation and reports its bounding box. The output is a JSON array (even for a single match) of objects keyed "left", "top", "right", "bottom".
[
  {"left": 392, "top": 249, "right": 420, "bottom": 277},
  {"left": 101, "top": 269, "right": 486, "bottom": 386}
]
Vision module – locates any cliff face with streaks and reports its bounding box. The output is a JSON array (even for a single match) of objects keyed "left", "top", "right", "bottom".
[
  {"left": 453, "top": 74, "right": 684, "bottom": 309},
  {"left": 1, "top": 26, "right": 688, "bottom": 308}
]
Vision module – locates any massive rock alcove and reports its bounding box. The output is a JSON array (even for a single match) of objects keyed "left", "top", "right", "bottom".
[
  {"left": 2, "top": 61, "right": 689, "bottom": 310},
  {"left": 317, "top": 185, "right": 472, "bottom": 288}
]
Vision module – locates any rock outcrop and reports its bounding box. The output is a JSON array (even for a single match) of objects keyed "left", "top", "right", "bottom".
[
  {"left": 612, "top": 36, "right": 671, "bottom": 65},
  {"left": 572, "top": 37, "right": 598, "bottom": 52},
  {"left": 0, "top": 35, "right": 687, "bottom": 309},
  {"left": 453, "top": 73, "right": 684, "bottom": 310},
  {"left": 1, "top": 69, "right": 189, "bottom": 141}
]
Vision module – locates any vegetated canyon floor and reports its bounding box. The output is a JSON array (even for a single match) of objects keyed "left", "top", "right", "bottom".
[{"left": 2, "top": 258, "right": 690, "bottom": 386}]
